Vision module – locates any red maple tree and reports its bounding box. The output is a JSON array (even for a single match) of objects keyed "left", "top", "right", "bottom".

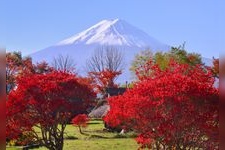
[
  {"left": 71, "top": 114, "right": 89, "bottom": 134},
  {"left": 6, "top": 71, "right": 95, "bottom": 150},
  {"left": 104, "top": 61, "right": 219, "bottom": 149},
  {"left": 88, "top": 69, "right": 121, "bottom": 95}
]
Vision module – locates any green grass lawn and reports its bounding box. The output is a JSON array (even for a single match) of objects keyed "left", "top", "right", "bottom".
[{"left": 7, "top": 119, "right": 140, "bottom": 150}]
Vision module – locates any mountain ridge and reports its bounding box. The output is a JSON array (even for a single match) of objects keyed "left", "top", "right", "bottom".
[
  {"left": 53, "top": 19, "right": 170, "bottom": 50},
  {"left": 29, "top": 19, "right": 212, "bottom": 83}
]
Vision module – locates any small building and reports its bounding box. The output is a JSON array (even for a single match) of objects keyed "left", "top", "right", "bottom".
[
  {"left": 89, "top": 87, "right": 127, "bottom": 118},
  {"left": 105, "top": 87, "right": 127, "bottom": 97}
]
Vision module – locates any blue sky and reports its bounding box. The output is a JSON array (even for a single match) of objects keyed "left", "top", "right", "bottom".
[{"left": 1, "top": 0, "right": 224, "bottom": 58}]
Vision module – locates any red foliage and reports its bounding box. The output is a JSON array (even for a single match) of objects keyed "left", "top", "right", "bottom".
[
  {"left": 212, "top": 58, "right": 219, "bottom": 78},
  {"left": 6, "top": 51, "right": 53, "bottom": 94},
  {"left": 71, "top": 114, "right": 89, "bottom": 128},
  {"left": 104, "top": 61, "right": 219, "bottom": 149},
  {"left": 6, "top": 71, "right": 95, "bottom": 143},
  {"left": 88, "top": 69, "right": 121, "bottom": 94},
  {"left": 71, "top": 114, "right": 89, "bottom": 134},
  {"left": 6, "top": 91, "right": 34, "bottom": 140}
]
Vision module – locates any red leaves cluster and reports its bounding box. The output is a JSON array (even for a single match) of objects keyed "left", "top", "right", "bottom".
[
  {"left": 71, "top": 114, "right": 89, "bottom": 128},
  {"left": 104, "top": 61, "right": 219, "bottom": 149},
  {"left": 6, "top": 92, "right": 34, "bottom": 140},
  {"left": 71, "top": 114, "right": 89, "bottom": 134},
  {"left": 89, "top": 69, "right": 121, "bottom": 94},
  {"left": 6, "top": 71, "right": 95, "bottom": 140}
]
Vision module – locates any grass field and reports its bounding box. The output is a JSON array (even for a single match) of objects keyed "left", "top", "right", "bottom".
[{"left": 7, "top": 119, "right": 140, "bottom": 150}]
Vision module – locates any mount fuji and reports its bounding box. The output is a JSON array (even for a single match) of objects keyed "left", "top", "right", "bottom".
[
  {"left": 30, "top": 19, "right": 170, "bottom": 83},
  {"left": 55, "top": 19, "right": 169, "bottom": 50},
  {"left": 29, "top": 19, "right": 211, "bottom": 83}
]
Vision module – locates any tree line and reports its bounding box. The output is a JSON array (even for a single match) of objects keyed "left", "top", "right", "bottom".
[{"left": 5, "top": 46, "right": 219, "bottom": 150}]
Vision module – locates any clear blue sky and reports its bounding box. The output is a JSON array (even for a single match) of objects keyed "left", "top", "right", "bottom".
[{"left": 1, "top": 0, "right": 224, "bottom": 58}]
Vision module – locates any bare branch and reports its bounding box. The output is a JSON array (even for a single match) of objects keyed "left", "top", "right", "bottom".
[
  {"left": 52, "top": 54, "right": 76, "bottom": 72},
  {"left": 86, "top": 46, "right": 125, "bottom": 73}
]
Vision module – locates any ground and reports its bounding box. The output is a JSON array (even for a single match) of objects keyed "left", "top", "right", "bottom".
[{"left": 6, "top": 119, "right": 140, "bottom": 150}]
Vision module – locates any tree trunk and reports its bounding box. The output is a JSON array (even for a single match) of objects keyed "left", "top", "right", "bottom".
[
  {"left": 155, "top": 141, "right": 161, "bottom": 150},
  {"left": 44, "top": 137, "right": 63, "bottom": 150},
  {"left": 78, "top": 126, "right": 83, "bottom": 134}
]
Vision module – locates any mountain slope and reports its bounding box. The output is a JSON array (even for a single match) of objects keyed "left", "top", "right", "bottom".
[
  {"left": 30, "top": 19, "right": 212, "bottom": 84},
  {"left": 30, "top": 19, "right": 171, "bottom": 83},
  {"left": 56, "top": 19, "right": 169, "bottom": 50}
]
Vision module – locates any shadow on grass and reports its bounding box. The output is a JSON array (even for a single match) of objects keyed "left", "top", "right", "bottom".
[
  {"left": 89, "top": 134, "right": 109, "bottom": 139},
  {"left": 85, "top": 129, "right": 106, "bottom": 133},
  {"left": 87, "top": 133, "right": 137, "bottom": 140},
  {"left": 87, "top": 122, "right": 101, "bottom": 125},
  {"left": 65, "top": 135, "right": 79, "bottom": 140},
  {"left": 80, "top": 132, "right": 90, "bottom": 136},
  {"left": 90, "top": 118, "right": 103, "bottom": 121},
  {"left": 113, "top": 133, "right": 137, "bottom": 138}
]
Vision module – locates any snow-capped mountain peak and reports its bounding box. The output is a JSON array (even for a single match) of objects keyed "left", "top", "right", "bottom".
[
  {"left": 30, "top": 19, "right": 213, "bottom": 84},
  {"left": 56, "top": 19, "right": 168, "bottom": 49},
  {"left": 30, "top": 19, "right": 171, "bottom": 83}
]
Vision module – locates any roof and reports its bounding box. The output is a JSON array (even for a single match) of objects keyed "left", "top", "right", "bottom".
[
  {"left": 88, "top": 104, "right": 110, "bottom": 118},
  {"left": 105, "top": 87, "right": 126, "bottom": 96}
]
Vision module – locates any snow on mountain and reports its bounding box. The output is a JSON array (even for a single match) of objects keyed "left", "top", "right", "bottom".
[
  {"left": 29, "top": 19, "right": 212, "bottom": 84},
  {"left": 56, "top": 19, "right": 169, "bottom": 50}
]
